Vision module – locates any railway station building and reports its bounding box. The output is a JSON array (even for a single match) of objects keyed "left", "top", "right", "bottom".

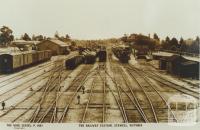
[{"left": 37, "top": 39, "right": 70, "bottom": 55}]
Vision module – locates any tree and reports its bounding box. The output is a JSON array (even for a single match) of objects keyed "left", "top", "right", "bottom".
[
  {"left": 21, "top": 33, "right": 31, "bottom": 41},
  {"left": 0, "top": 26, "right": 14, "bottom": 46},
  {"left": 195, "top": 36, "right": 200, "bottom": 44},
  {"left": 34, "top": 35, "right": 44, "bottom": 41},
  {"left": 54, "top": 31, "right": 59, "bottom": 39},
  {"left": 169, "top": 37, "right": 179, "bottom": 51},
  {"left": 153, "top": 33, "right": 160, "bottom": 41},
  {"left": 120, "top": 34, "right": 128, "bottom": 42},
  {"left": 65, "top": 34, "right": 70, "bottom": 40},
  {"left": 179, "top": 37, "right": 187, "bottom": 54},
  {"left": 132, "top": 34, "right": 159, "bottom": 52},
  {"left": 161, "top": 36, "right": 171, "bottom": 50},
  {"left": 165, "top": 36, "right": 170, "bottom": 43}
]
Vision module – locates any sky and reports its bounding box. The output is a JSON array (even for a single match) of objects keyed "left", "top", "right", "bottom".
[{"left": 0, "top": 0, "right": 199, "bottom": 40}]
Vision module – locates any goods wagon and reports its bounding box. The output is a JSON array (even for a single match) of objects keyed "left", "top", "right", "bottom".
[
  {"left": 65, "top": 55, "right": 84, "bottom": 69},
  {"left": 97, "top": 50, "right": 107, "bottom": 62},
  {"left": 0, "top": 50, "right": 52, "bottom": 73},
  {"left": 0, "top": 53, "right": 24, "bottom": 73},
  {"left": 112, "top": 46, "right": 131, "bottom": 63},
  {"left": 82, "top": 51, "right": 97, "bottom": 64},
  {"left": 23, "top": 52, "right": 33, "bottom": 66}
]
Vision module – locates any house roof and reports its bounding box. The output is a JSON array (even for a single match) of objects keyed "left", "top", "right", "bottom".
[{"left": 48, "top": 39, "right": 70, "bottom": 47}]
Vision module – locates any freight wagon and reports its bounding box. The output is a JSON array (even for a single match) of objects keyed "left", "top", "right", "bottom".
[
  {"left": 65, "top": 55, "right": 84, "bottom": 69},
  {"left": 0, "top": 50, "right": 52, "bottom": 73},
  {"left": 82, "top": 50, "right": 97, "bottom": 64},
  {"left": 112, "top": 46, "right": 131, "bottom": 63},
  {"left": 97, "top": 50, "right": 107, "bottom": 62}
]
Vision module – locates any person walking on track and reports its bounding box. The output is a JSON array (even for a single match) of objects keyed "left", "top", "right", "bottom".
[
  {"left": 77, "top": 95, "right": 80, "bottom": 104},
  {"left": 2, "top": 101, "right": 5, "bottom": 110}
]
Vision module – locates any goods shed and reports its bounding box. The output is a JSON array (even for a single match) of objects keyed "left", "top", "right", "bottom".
[
  {"left": 159, "top": 55, "right": 199, "bottom": 79},
  {"left": 180, "top": 61, "right": 199, "bottom": 79},
  {"left": 37, "top": 39, "right": 70, "bottom": 55},
  {"left": 11, "top": 40, "right": 39, "bottom": 51}
]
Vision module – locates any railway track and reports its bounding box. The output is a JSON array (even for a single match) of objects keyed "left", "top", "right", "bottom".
[
  {"left": 143, "top": 62, "right": 199, "bottom": 88},
  {"left": 119, "top": 66, "right": 158, "bottom": 122},
  {"left": 29, "top": 66, "right": 63, "bottom": 123},
  {"left": 0, "top": 61, "right": 52, "bottom": 79},
  {"left": 128, "top": 65, "right": 199, "bottom": 99},
  {"left": 106, "top": 54, "right": 149, "bottom": 122},
  {"left": 81, "top": 63, "right": 107, "bottom": 123},
  {"left": 107, "top": 53, "right": 178, "bottom": 123},
  {"left": 0, "top": 61, "right": 53, "bottom": 87},
  {"left": 57, "top": 65, "right": 95, "bottom": 123},
  {"left": 0, "top": 54, "right": 81, "bottom": 104},
  {"left": 0, "top": 62, "right": 64, "bottom": 103},
  {"left": 0, "top": 65, "right": 63, "bottom": 119},
  {"left": 109, "top": 64, "right": 149, "bottom": 122},
  {"left": 81, "top": 76, "right": 96, "bottom": 123},
  {"left": 11, "top": 66, "right": 74, "bottom": 123},
  {"left": 124, "top": 64, "right": 185, "bottom": 122},
  {"left": 0, "top": 53, "right": 78, "bottom": 90},
  {"left": 0, "top": 68, "right": 54, "bottom": 103},
  {"left": 12, "top": 66, "right": 63, "bottom": 123},
  {"left": 101, "top": 63, "right": 106, "bottom": 123},
  {"left": 0, "top": 58, "right": 75, "bottom": 122}
]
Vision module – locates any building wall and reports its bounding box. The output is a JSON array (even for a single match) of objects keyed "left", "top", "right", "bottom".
[
  {"left": 159, "top": 56, "right": 199, "bottom": 79},
  {"left": 159, "top": 59, "right": 167, "bottom": 70},
  {"left": 37, "top": 41, "right": 61, "bottom": 55},
  {"left": 180, "top": 63, "right": 199, "bottom": 79}
]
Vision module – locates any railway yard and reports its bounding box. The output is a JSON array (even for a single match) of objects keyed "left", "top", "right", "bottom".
[{"left": 0, "top": 45, "right": 199, "bottom": 123}]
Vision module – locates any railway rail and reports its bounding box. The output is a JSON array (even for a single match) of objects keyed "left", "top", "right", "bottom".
[
  {"left": 119, "top": 66, "right": 158, "bottom": 122},
  {"left": 29, "top": 65, "right": 63, "bottom": 123},
  {"left": 106, "top": 54, "right": 149, "bottom": 122},
  {"left": 125, "top": 64, "right": 195, "bottom": 122},
  {"left": 0, "top": 58, "right": 74, "bottom": 122},
  {"left": 58, "top": 65, "right": 95, "bottom": 123},
  {"left": 128, "top": 65, "right": 199, "bottom": 99},
  {"left": 0, "top": 62, "right": 53, "bottom": 89},
  {"left": 12, "top": 65, "right": 63, "bottom": 123},
  {"left": 81, "top": 63, "right": 107, "bottom": 123},
  {"left": 0, "top": 65, "right": 63, "bottom": 119}
]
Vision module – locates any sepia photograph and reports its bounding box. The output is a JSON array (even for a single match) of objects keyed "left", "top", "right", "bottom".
[{"left": 0, "top": 0, "right": 199, "bottom": 130}]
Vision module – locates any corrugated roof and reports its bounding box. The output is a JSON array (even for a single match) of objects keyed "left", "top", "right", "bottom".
[
  {"left": 49, "top": 39, "right": 70, "bottom": 47},
  {"left": 153, "top": 52, "right": 200, "bottom": 62},
  {"left": 181, "top": 61, "right": 198, "bottom": 66},
  {"left": 12, "top": 40, "right": 40, "bottom": 45}
]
